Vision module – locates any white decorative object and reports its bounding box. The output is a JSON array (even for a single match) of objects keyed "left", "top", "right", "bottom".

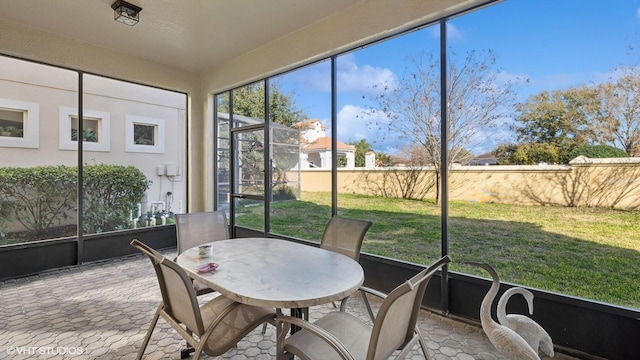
[
  {"left": 467, "top": 261, "right": 541, "bottom": 360},
  {"left": 498, "top": 287, "right": 555, "bottom": 357}
]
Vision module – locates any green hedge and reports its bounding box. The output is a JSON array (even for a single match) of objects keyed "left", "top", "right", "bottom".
[
  {"left": 82, "top": 165, "right": 151, "bottom": 233},
  {"left": 0, "top": 165, "right": 150, "bottom": 236},
  {"left": 568, "top": 145, "right": 628, "bottom": 159}
]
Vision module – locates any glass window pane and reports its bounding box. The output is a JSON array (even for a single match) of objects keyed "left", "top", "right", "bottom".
[
  {"left": 228, "top": 82, "right": 267, "bottom": 234},
  {"left": 82, "top": 74, "right": 186, "bottom": 234},
  {"left": 336, "top": 27, "right": 442, "bottom": 264},
  {"left": 0, "top": 108, "right": 24, "bottom": 138},
  {"left": 449, "top": 0, "right": 640, "bottom": 310},
  {"left": 0, "top": 55, "right": 77, "bottom": 244},
  {"left": 71, "top": 117, "right": 99, "bottom": 142},
  {"left": 232, "top": 128, "right": 265, "bottom": 233},
  {"left": 237, "top": 129, "right": 265, "bottom": 197},
  {"left": 133, "top": 123, "right": 155, "bottom": 145},
  {"left": 231, "top": 82, "right": 266, "bottom": 128},
  {"left": 216, "top": 93, "right": 230, "bottom": 212},
  {"left": 268, "top": 62, "right": 331, "bottom": 241}
]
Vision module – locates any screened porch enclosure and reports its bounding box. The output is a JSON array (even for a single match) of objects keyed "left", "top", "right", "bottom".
[{"left": 0, "top": 0, "right": 639, "bottom": 358}]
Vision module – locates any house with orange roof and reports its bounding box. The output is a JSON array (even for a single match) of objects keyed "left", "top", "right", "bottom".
[{"left": 293, "top": 119, "right": 355, "bottom": 169}]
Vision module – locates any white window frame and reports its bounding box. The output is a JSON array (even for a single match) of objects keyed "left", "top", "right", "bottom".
[
  {"left": 59, "top": 106, "right": 111, "bottom": 152},
  {"left": 125, "top": 115, "right": 165, "bottom": 154},
  {"left": 0, "top": 99, "right": 39, "bottom": 149}
]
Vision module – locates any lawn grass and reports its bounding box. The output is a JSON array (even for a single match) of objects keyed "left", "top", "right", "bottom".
[{"left": 237, "top": 191, "right": 640, "bottom": 309}]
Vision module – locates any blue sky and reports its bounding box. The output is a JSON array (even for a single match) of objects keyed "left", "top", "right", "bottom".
[{"left": 276, "top": 0, "right": 640, "bottom": 155}]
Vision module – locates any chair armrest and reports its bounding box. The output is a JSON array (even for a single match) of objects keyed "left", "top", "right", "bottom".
[
  {"left": 360, "top": 286, "right": 387, "bottom": 300},
  {"left": 276, "top": 314, "right": 355, "bottom": 360}
]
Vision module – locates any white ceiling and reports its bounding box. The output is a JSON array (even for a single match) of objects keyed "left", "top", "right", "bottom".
[{"left": 0, "top": 0, "right": 364, "bottom": 73}]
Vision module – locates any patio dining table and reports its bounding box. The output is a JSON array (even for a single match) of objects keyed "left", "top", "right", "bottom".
[{"left": 175, "top": 237, "right": 365, "bottom": 309}]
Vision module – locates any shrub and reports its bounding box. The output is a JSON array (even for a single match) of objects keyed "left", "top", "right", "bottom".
[
  {"left": 568, "top": 145, "right": 629, "bottom": 160},
  {"left": 0, "top": 165, "right": 151, "bottom": 237},
  {"left": 0, "top": 166, "right": 77, "bottom": 235},
  {"left": 83, "top": 165, "right": 151, "bottom": 233},
  {"left": 496, "top": 142, "right": 560, "bottom": 165},
  {"left": 272, "top": 186, "right": 298, "bottom": 201}
]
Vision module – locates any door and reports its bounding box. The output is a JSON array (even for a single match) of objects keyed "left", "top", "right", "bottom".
[{"left": 229, "top": 124, "right": 267, "bottom": 236}]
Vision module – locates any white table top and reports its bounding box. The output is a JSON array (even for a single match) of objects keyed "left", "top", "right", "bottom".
[{"left": 176, "top": 237, "right": 365, "bottom": 308}]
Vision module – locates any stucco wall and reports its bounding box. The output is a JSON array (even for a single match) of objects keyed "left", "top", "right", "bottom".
[
  {"left": 300, "top": 158, "right": 640, "bottom": 209},
  {"left": 0, "top": 57, "right": 187, "bottom": 220},
  {"left": 0, "top": 17, "right": 207, "bottom": 211}
]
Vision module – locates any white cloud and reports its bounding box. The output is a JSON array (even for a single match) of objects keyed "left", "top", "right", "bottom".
[
  {"left": 336, "top": 54, "right": 399, "bottom": 94},
  {"left": 335, "top": 104, "right": 405, "bottom": 153},
  {"left": 636, "top": 8, "right": 640, "bottom": 19},
  {"left": 293, "top": 62, "right": 331, "bottom": 92},
  {"left": 292, "top": 54, "right": 398, "bottom": 94},
  {"left": 336, "top": 104, "right": 380, "bottom": 142}
]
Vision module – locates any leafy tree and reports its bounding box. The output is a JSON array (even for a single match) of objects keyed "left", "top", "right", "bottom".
[
  {"left": 567, "top": 145, "right": 628, "bottom": 160},
  {"left": 495, "top": 142, "right": 560, "bottom": 165},
  {"left": 218, "top": 82, "right": 306, "bottom": 126},
  {"left": 595, "top": 74, "right": 640, "bottom": 156},
  {"left": 346, "top": 140, "right": 393, "bottom": 167},
  {"left": 375, "top": 152, "right": 393, "bottom": 167},
  {"left": 349, "top": 139, "right": 372, "bottom": 167},
  {"left": 366, "top": 49, "right": 520, "bottom": 203},
  {"left": 510, "top": 87, "right": 600, "bottom": 164},
  {"left": 218, "top": 82, "right": 307, "bottom": 198}
]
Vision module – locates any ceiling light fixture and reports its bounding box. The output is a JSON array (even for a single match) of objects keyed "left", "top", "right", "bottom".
[{"left": 111, "top": 0, "right": 142, "bottom": 26}]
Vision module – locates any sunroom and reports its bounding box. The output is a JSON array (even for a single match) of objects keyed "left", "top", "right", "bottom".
[{"left": 0, "top": 0, "right": 638, "bottom": 359}]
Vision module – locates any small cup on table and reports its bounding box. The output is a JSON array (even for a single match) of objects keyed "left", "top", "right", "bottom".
[{"left": 198, "top": 244, "right": 213, "bottom": 258}]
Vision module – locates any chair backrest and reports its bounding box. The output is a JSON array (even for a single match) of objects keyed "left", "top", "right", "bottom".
[
  {"left": 175, "top": 211, "right": 229, "bottom": 254},
  {"left": 320, "top": 215, "right": 372, "bottom": 261},
  {"left": 367, "top": 255, "right": 451, "bottom": 360},
  {"left": 131, "top": 239, "right": 206, "bottom": 336}
]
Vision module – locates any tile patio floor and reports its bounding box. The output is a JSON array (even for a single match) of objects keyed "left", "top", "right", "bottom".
[{"left": 0, "top": 250, "right": 577, "bottom": 360}]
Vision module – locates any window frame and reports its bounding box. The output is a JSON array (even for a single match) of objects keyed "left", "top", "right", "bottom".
[
  {"left": 125, "top": 115, "right": 165, "bottom": 154},
  {"left": 58, "top": 106, "right": 111, "bottom": 151},
  {"left": 0, "top": 98, "right": 39, "bottom": 149}
]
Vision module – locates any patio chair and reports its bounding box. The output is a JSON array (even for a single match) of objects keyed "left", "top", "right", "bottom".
[
  {"left": 276, "top": 255, "right": 451, "bottom": 360},
  {"left": 131, "top": 239, "right": 275, "bottom": 360},
  {"left": 175, "top": 211, "right": 229, "bottom": 254},
  {"left": 175, "top": 211, "right": 229, "bottom": 296},
  {"left": 319, "top": 216, "right": 373, "bottom": 318},
  {"left": 320, "top": 215, "right": 372, "bottom": 261}
]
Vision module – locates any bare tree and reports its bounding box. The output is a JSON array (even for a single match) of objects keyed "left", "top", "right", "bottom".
[
  {"left": 356, "top": 166, "right": 436, "bottom": 200},
  {"left": 366, "top": 50, "right": 521, "bottom": 203},
  {"left": 596, "top": 73, "right": 640, "bottom": 156}
]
